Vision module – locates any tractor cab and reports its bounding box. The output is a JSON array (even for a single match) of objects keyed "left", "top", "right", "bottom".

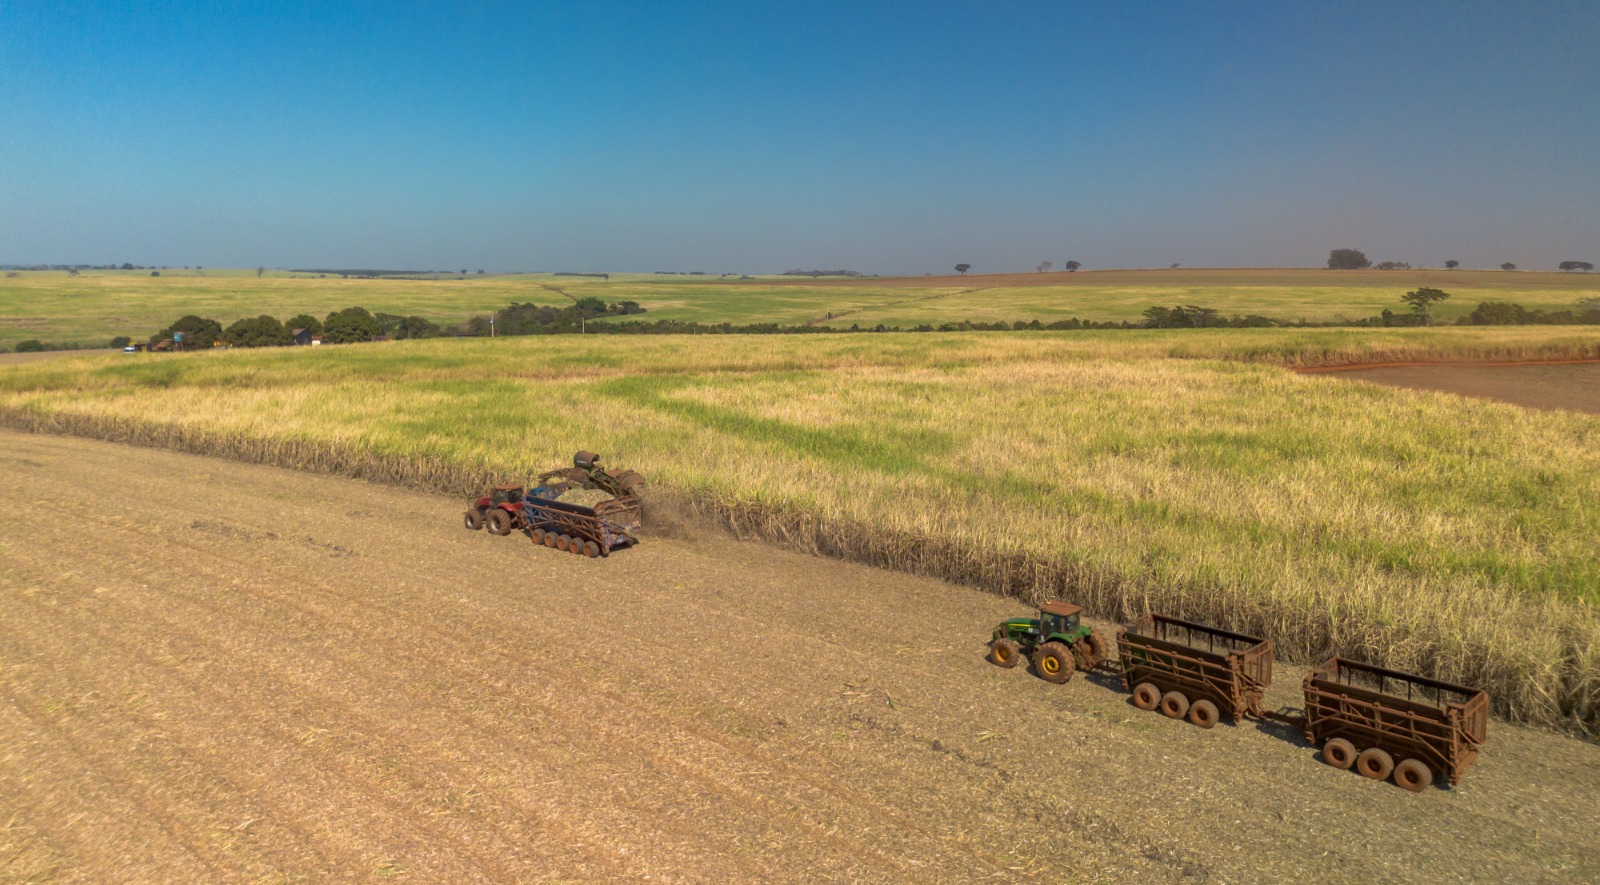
[
  {"left": 491, "top": 485, "right": 525, "bottom": 506},
  {"left": 1039, "top": 601, "right": 1084, "bottom": 642}
]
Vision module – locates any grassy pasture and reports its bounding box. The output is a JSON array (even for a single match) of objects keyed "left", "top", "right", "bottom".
[
  {"left": 4, "top": 267, "right": 1597, "bottom": 350},
  {"left": 2, "top": 326, "right": 1597, "bottom": 730}
]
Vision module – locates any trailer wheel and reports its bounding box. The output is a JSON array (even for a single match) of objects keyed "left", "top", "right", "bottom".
[
  {"left": 532, "top": 528, "right": 546, "bottom": 544},
  {"left": 1132, "top": 682, "right": 1161, "bottom": 711},
  {"left": 987, "top": 638, "right": 1021, "bottom": 669},
  {"left": 582, "top": 540, "right": 600, "bottom": 558},
  {"left": 1322, "top": 738, "right": 1357, "bottom": 770},
  {"left": 464, "top": 509, "right": 484, "bottom": 531},
  {"left": 544, "top": 531, "right": 559, "bottom": 548},
  {"left": 1393, "top": 758, "right": 1432, "bottom": 792},
  {"left": 552, "top": 534, "right": 569, "bottom": 552},
  {"left": 1187, "top": 699, "right": 1219, "bottom": 729},
  {"left": 1033, "top": 642, "right": 1075, "bottom": 684},
  {"left": 1159, "top": 691, "right": 1190, "bottom": 720},
  {"left": 486, "top": 509, "right": 512, "bottom": 536},
  {"left": 1356, "top": 747, "right": 1395, "bottom": 781}
]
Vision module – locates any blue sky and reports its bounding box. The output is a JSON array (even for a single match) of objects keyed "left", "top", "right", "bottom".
[{"left": 3, "top": 1, "right": 1597, "bottom": 273}]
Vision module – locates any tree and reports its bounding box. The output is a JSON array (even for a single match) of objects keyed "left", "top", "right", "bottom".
[
  {"left": 1401, "top": 287, "right": 1451, "bottom": 324},
  {"left": 954, "top": 264, "right": 971, "bottom": 275},
  {"left": 1466, "top": 301, "right": 1528, "bottom": 325},
  {"left": 120, "top": 262, "right": 134, "bottom": 270},
  {"left": 15, "top": 339, "right": 45, "bottom": 352},
  {"left": 256, "top": 266, "right": 266, "bottom": 278},
  {"left": 322, "top": 307, "right": 382, "bottom": 343},
  {"left": 149, "top": 271, "right": 160, "bottom": 276},
  {"left": 109, "top": 336, "right": 132, "bottom": 348},
  {"left": 1444, "top": 260, "right": 1459, "bottom": 270},
  {"left": 153, "top": 314, "right": 223, "bottom": 348},
  {"left": 395, "top": 316, "right": 440, "bottom": 339},
  {"left": 285, "top": 313, "right": 322, "bottom": 335},
  {"left": 222, "top": 315, "right": 291, "bottom": 347},
  {"left": 1036, "top": 261, "right": 1052, "bottom": 273},
  {"left": 1327, "top": 249, "right": 1371, "bottom": 269},
  {"left": 1064, "top": 260, "right": 1081, "bottom": 272},
  {"left": 1501, "top": 262, "right": 1516, "bottom": 271},
  {"left": 1558, "top": 261, "right": 1594, "bottom": 272}
]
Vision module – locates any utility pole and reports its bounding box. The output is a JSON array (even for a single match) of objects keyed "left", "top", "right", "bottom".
[{"left": 489, "top": 317, "right": 495, "bottom": 338}]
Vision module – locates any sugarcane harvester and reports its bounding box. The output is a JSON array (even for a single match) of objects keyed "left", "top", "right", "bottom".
[{"left": 463, "top": 451, "right": 644, "bottom": 557}]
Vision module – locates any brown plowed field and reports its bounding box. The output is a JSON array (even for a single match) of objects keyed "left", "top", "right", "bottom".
[
  {"left": 2, "top": 430, "right": 1597, "bottom": 883},
  {"left": 1318, "top": 363, "right": 1600, "bottom": 415}
]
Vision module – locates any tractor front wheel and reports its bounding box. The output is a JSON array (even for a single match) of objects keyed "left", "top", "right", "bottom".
[
  {"left": 987, "top": 638, "right": 1021, "bottom": 669},
  {"left": 1033, "top": 642, "right": 1075, "bottom": 684},
  {"left": 486, "top": 509, "right": 512, "bottom": 536},
  {"left": 464, "top": 509, "right": 485, "bottom": 531}
]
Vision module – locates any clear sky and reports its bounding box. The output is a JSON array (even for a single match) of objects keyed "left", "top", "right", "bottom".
[{"left": 3, "top": 1, "right": 1597, "bottom": 274}]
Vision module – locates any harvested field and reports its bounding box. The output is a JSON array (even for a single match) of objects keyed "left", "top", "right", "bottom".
[
  {"left": 1319, "top": 363, "right": 1600, "bottom": 415},
  {"left": 2, "top": 430, "right": 1598, "bottom": 882}
]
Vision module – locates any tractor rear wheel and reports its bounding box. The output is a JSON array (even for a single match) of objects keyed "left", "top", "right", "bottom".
[
  {"left": 987, "top": 638, "right": 1021, "bottom": 669},
  {"left": 1322, "top": 738, "right": 1357, "bottom": 769},
  {"left": 486, "top": 509, "right": 511, "bottom": 536},
  {"left": 1187, "top": 699, "right": 1220, "bottom": 729},
  {"left": 1074, "top": 628, "right": 1108, "bottom": 670},
  {"left": 1159, "top": 691, "right": 1190, "bottom": 720},
  {"left": 1394, "top": 758, "right": 1432, "bottom": 793},
  {"left": 1357, "top": 747, "right": 1395, "bottom": 781},
  {"left": 1033, "top": 642, "right": 1075, "bottom": 684},
  {"left": 1132, "top": 682, "right": 1161, "bottom": 711},
  {"left": 464, "top": 509, "right": 484, "bottom": 531}
]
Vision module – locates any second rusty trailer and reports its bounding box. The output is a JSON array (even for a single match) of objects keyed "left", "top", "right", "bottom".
[
  {"left": 1302, "top": 657, "right": 1488, "bottom": 791},
  {"left": 1116, "top": 613, "right": 1274, "bottom": 728}
]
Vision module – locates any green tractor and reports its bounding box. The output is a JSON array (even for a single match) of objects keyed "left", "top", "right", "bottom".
[{"left": 987, "top": 601, "right": 1108, "bottom": 684}]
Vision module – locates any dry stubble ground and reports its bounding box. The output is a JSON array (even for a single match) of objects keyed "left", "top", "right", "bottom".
[{"left": 1, "top": 430, "right": 1597, "bottom": 883}]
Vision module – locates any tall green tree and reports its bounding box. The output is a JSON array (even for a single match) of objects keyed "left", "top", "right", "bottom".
[
  {"left": 1401, "top": 287, "right": 1451, "bottom": 324},
  {"left": 1327, "top": 249, "right": 1371, "bottom": 269}
]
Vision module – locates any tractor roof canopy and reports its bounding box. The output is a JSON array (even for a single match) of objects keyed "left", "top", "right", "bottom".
[{"left": 1040, "top": 601, "right": 1083, "bottom": 618}]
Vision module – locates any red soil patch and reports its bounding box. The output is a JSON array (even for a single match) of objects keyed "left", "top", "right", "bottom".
[{"left": 1308, "top": 362, "right": 1600, "bottom": 415}]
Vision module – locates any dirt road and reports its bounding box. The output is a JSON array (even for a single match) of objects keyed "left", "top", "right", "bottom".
[{"left": 2, "top": 430, "right": 1597, "bottom": 883}]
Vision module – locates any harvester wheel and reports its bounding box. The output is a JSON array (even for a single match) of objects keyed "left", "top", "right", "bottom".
[
  {"left": 1188, "top": 699, "right": 1220, "bottom": 729},
  {"left": 1356, "top": 747, "right": 1395, "bottom": 781},
  {"left": 486, "top": 509, "right": 511, "bottom": 536},
  {"left": 1132, "top": 682, "right": 1161, "bottom": 711},
  {"left": 1033, "top": 642, "right": 1074, "bottom": 684},
  {"left": 1075, "top": 629, "right": 1109, "bottom": 670},
  {"left": 464, "top": 509, "right": 484, "bottom": 531},
  {"left": 987, "top": 638, "right": 1021, "bottom": 669},
  {"left": 1393, "top": 758, "right": 1432, "bottom": 793},
  {"left": 1322, "top": 738, "right": 1357, "bottom": 770},
  {"left": 1159, "top": 691, "right": 1190, "bottom": 720},
  {"left": 582, "top": 540, "right": 600, "bottom": 558}
]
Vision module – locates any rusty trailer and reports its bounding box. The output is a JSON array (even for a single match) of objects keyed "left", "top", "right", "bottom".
[
  {"left": 1302, "top": 657, "right": 1488, "bottom": 791},
  {"left": 525, "top": 494, "right": 642, "bottom": 558},
  {"left": 1116, "top": 613, "right": 1273, "bottom": 728}
]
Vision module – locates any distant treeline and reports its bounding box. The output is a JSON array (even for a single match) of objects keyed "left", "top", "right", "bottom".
[{"left": 781, "top": 269, "right": 868, "bottom": 277}]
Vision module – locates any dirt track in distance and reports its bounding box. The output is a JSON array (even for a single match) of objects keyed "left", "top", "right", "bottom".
[{"left": 2, "top": 430, "right": 1597, "bottom": 883}]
